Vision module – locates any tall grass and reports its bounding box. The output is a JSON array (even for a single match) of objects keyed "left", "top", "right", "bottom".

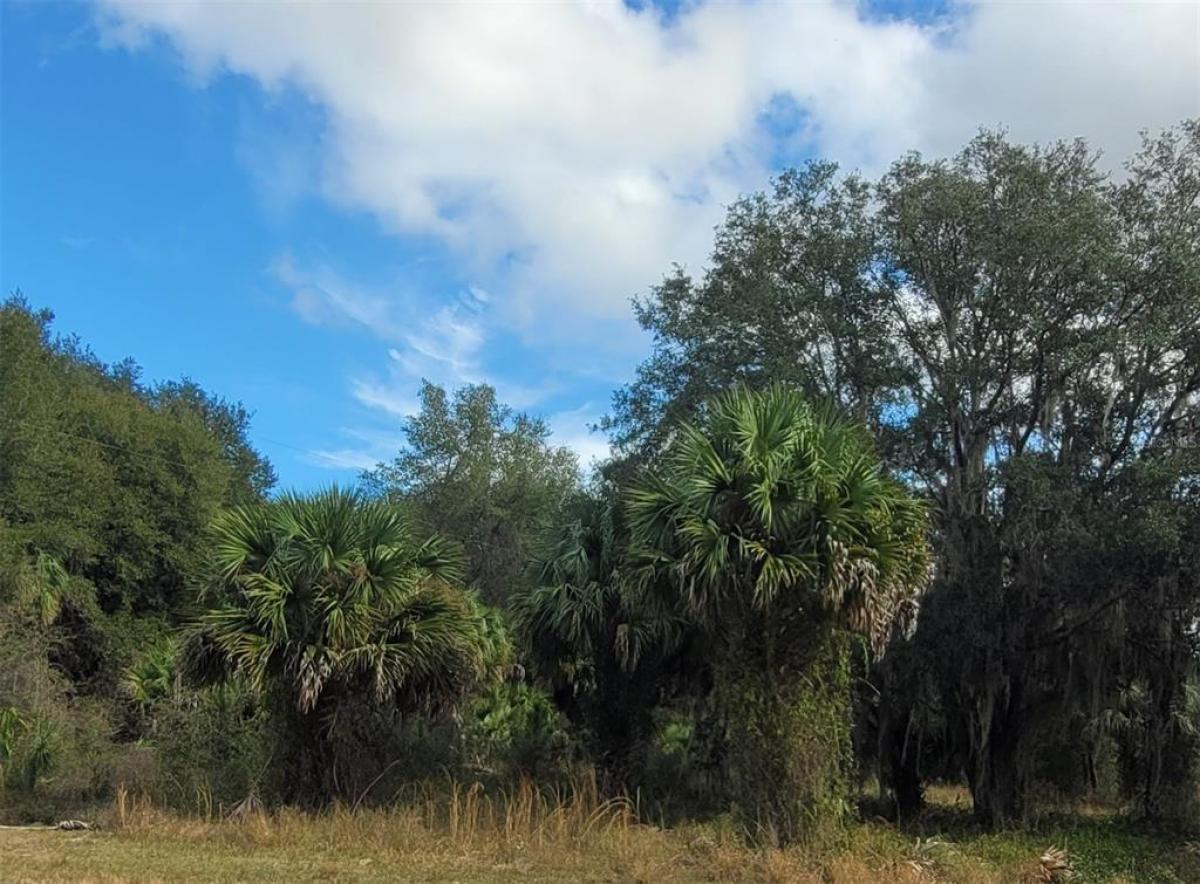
[
  {"left": 102, "top": 774, "right": 897, "bottom": 882},
  {"left": 95, "top": 778, "right": 946, "bottom": 882},
  {"left": 414, "top": 773, "right": 635, "bottom": 845},
  {"left": 86, "top": 778, "right": 1196, "bottom": 882},
  {"left": 114, "top": 774, "right": 644, "bottom": 857}
]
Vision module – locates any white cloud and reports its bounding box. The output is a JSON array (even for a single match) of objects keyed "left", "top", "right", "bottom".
[
  {"left": 306, "top": 447, "right": 382, "bottom": 472},
  {"left": 391, "top": 303, "right": 485, "bottom": 383},
  {"left": 274, "top": 255, "right": 497, "bottom": 411},
  {"left": 98, "top": 0, "right": 1198, "bottom": 328},
  {"left": 274, "top": 256, "right": 486, "bottom": 379},
  {"left": 349, "top": 378, "right": 416, "bottom": 419},
  {"left": 548, "top": 402, "right": 612, "bottom": 469},
  {"left": 273, "top": 256, "right": 577, "bottom": 460},
  {"left": 273, "top": 253, "right": 407, "bottom": 338},
  {"left": 307, "top": 426, "right": 408, "bottom": 472},
  {"left": 98, "top": 0, "right": 1198, "bottom": 469},
  {"left": 913, "top": 2, "right": 1200, "bottom": 165}
]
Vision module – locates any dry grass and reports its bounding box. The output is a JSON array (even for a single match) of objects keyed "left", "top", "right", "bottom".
[{"left": 2, "top": 780, "right": 1197, "bottom": 882}]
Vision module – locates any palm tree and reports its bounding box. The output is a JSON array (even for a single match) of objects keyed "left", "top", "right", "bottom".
[
  {"left": 16, "top": 551, "right": 71, "bottom": 627},
  {"left": 626, "top": 385, "right": 929, "bottom": 842},
  {"left": 122, "top": 640, "right": 179, "bottom": 737},
  {"left": 512, "top": 490, "right": 691, "bottom": 792},
  {"left": 187, "top": 487, "right": 487, "bottom": 801}
]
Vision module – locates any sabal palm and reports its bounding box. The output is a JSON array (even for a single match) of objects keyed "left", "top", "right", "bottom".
[
  {"left": 194, "top": 487, "right": 485, "bottom": 719},
  {"left": 512, "top": 493, "right": 688, "bottom": 789},
  {"left": 626, "top": 385, "right": 929, "bottom": 841},
  {"left": 627, "top": 384, "right": 928, "bottom": 654},
  {"left": 16, "top": 551, "right": 71, "bottom": 627},
  {"left": 123, "top": 641, "right": 178, "bottom": 706},
  {"left": 528, "top": 496, "right": 694, "bottom": 667}
]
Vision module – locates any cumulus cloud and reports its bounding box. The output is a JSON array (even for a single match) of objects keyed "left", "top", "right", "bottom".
[
  {"left": 915, "top": 2, "right": 1199, "bottom": 164},
  {"left": 97, "top": 0, "right": 1198, "bottom": 323},
  {"left": 95, "top": 0, "right": 1198, "bottom": 465}
]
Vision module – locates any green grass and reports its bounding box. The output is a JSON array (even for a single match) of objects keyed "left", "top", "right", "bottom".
[
  {"left": 880, "top": 784, "right": 1200, "bottom": 883},
  {"left": 893, "top": 820, "right": 1199, "bottom": 883}
]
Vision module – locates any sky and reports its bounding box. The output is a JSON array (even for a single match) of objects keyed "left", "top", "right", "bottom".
[{"left": 2, "top": 0, "right": 1197, "bottom": 490}]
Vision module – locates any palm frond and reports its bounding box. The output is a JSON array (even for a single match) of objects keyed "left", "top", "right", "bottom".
[
  {"left": 193, "top": 488, "right": 488, "bottom": 714},
  {"left": 626, "top": 385, "right": 931, "bottom": 655}
]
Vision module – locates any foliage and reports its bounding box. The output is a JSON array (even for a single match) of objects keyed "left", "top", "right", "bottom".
[
  {"left": 626, "top": 386, "right": 930, "bottom": 842},
  {"left": 123, "top": 641, "right": 179, "bottom": 713},
  {"left": 0, "top": 705, "right": 63, "bottom": 795},
  {"left": 512, "top": 487, "right": 693, "bottom": 792},
  {"left": 609, "top": 121, "right": 1200, "bottom": 827},
  {"left": 151, "top": 380, "right": 277, "bottom": 503},
  {"left": 0, "top": 609, "right": 116, "bottom": 810},
  {"left": 465, "top": 682, "right": 572, "bottom": 781},
  {"left": 186, "top": 487, "right": 490, "bottom": 801},
  {"left": 362, "top": 381, "right": 579, "bottom": 605},
  {"left": 0, "top": 297, "right": 275, "bottom": 615},
  {"left": 625, "top": 386, "right": 930, "bottom": 652},
  {"left": 150, "top": 680, "right": 273, "bottom": 813},
  {"left": 604, "top": 160, "right": 889, "bottom": 458},
  {"left": 14, "top": 551, "right": 71, "bottom": 627}
]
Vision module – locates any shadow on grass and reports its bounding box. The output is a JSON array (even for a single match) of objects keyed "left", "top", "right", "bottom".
[{"left": 859, "top": 783, "right": 1200, "bottom": 883}]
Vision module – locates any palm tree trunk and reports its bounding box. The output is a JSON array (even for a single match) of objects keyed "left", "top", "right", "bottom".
[
  {"left": 717, "top": 629, "right": 852, "bottom": 845},
  {"left": 590, "top": 671, "right": 654, "bottom": 796},
  {"left": 880, "top": 706, "right": 924, "bottom": 819}
]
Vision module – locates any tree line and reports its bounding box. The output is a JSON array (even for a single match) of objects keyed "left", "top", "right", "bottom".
[
  {"left": 0, "top": 120, "right": 1196, "bottom": 842},
  {"left": 604, "top": 121, "right": 1200, "bottom": 829}
]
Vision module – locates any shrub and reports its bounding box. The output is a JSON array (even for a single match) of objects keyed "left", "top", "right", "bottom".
[
  {"left": 465, "top": 682, "right": 573, "bottom": 782},
  {"left": 149, "top": 682, "right": 272, "bottom": 814}
]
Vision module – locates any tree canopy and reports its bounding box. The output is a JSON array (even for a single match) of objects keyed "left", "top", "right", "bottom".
[
  {"left": 607, "top": 121, "right": 1200, "bottom": 826},
  {"left": 626, "top": 385, "right": 929, "bottom": 840},
  {"left": 362, "top": 381, "right": 579, "bottom": 605},
  {"left": 186, "top": 487, "right": 489, "bottom": 800},
  {"left": 1, "top": 297, "right": 275, "bottom": 615}
]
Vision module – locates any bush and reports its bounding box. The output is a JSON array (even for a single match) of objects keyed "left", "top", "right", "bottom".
[
  {"left": 0, "top": 707, "right": 60, "bottom": 792},
  {"left": 0, "top": 608, "right": 122, "bottom": 818},
  {"left": 464, "top": 682, "right": 573, "bottom": 783},
  {"left": 149, "top": 682, "right": 272, "bottom": 814},
  {"left": 640, "top": 711, "right": 727, "bottom": 823}
]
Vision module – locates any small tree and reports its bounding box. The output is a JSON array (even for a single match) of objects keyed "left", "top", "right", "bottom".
[
  {"left": 187, "top": 487, "right": 487, "bottom": 802},
  {"left": 362, "top": 382, "right": 579, "bottom": 605},
  {"left": 626, "top": 386, "right": 929, "bottom": 843}
]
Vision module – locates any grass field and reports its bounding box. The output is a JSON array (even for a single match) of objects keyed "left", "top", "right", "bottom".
[{"left": 1, "top": 783, "right": 1197, "bottom": 882}]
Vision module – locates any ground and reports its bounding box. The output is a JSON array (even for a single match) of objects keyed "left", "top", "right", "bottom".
[{"left": 1, "top": 786, "right": 1197, "bottom": 882}]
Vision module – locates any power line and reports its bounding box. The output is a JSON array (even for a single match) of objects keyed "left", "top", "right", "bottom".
[
  {"left": 6, "top": 423, "right": 201, "bottom": 472},
  {"left": 256, "top": 436, "right": 319, "bottom": 457},
  {"left": 8, "top": 422, "right": 328, "bottom": 471}
]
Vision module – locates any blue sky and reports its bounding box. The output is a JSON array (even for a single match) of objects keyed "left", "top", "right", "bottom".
[{"left": 2, "top": 0, "right": 1195, "bottom": 490}]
